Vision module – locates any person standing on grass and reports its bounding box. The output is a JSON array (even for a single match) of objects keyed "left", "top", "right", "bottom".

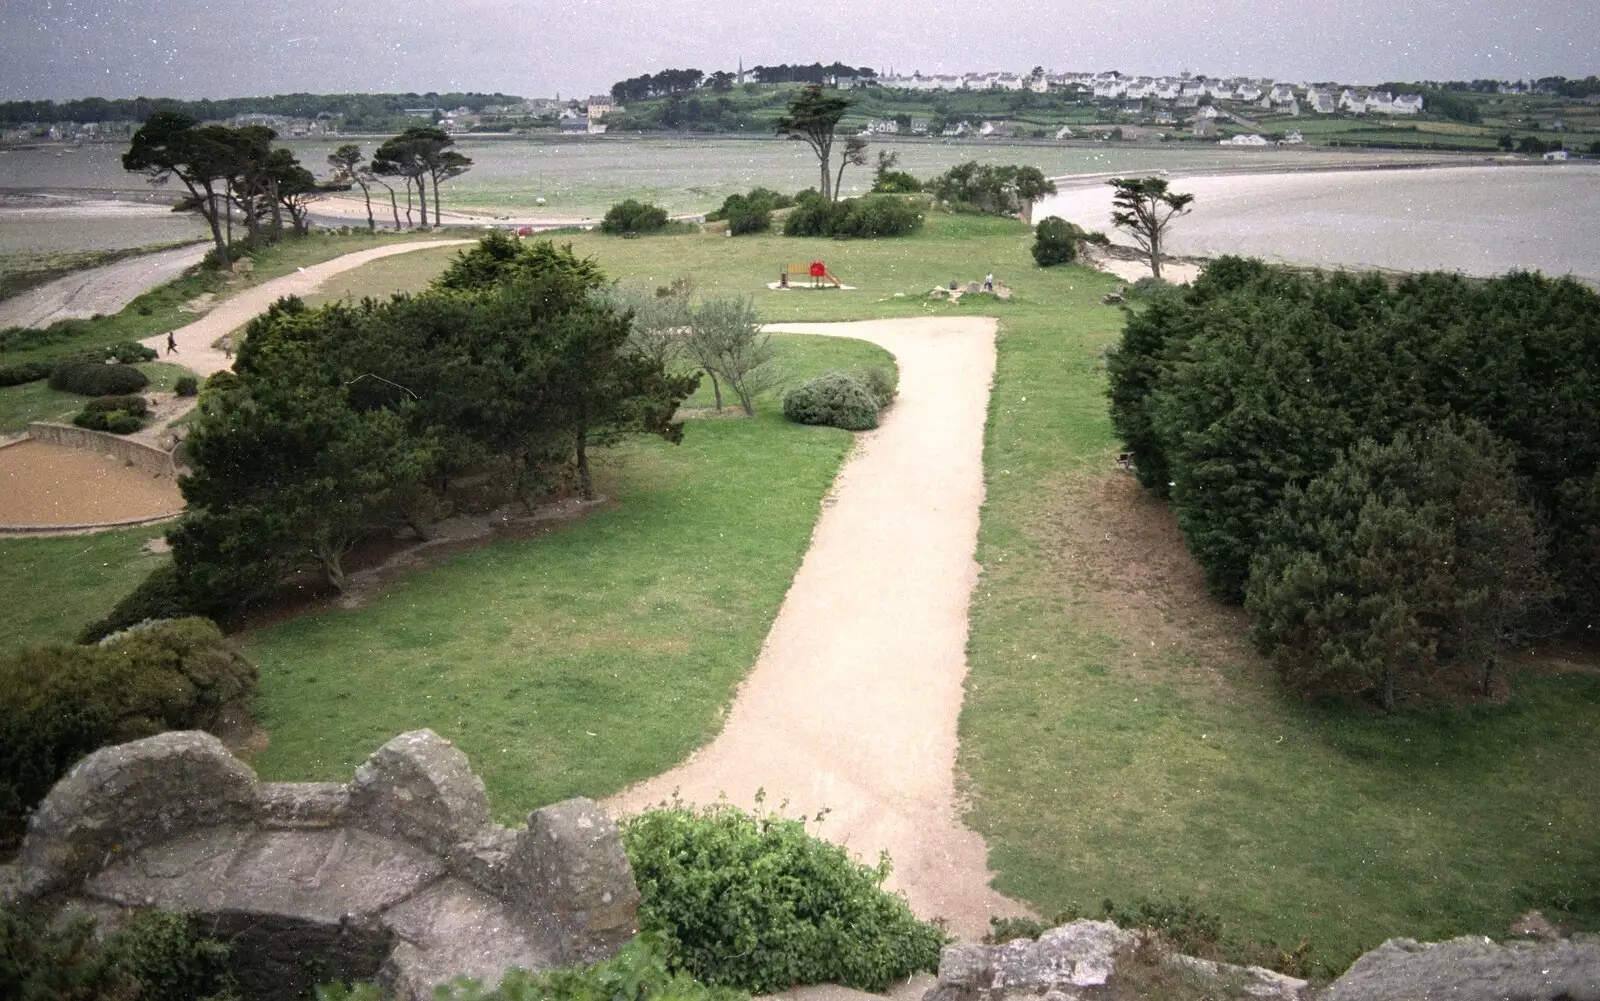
[
  {"left": 166, "top": 332, "right": 178, "bottom": 355},
  {"left": 984, "top": 273, "right": 994, "bottom": 292}
]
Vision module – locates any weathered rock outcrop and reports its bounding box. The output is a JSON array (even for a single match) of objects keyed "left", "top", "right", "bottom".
[
  {"left": 923, "top": 920, "right": 1308, "bottom": 1001},
  {"left": 1321, "top": 933, "right": 1600, "bottom": 1001},
  {"left": 1, "top": 730, "right": 640, "bottom": 1001}
]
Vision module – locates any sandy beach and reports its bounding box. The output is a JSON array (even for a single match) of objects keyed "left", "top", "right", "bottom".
[{"left": 1035, "top": 162, "right": 1600, "bottom": 283}]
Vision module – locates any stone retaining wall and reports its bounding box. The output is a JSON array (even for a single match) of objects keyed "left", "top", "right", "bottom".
[
  {"left": 26, "top": 421, "right": 178, "bottom": 479},
  {"left": 1, "top": 730, "right": 641, "bottom": 1001}
]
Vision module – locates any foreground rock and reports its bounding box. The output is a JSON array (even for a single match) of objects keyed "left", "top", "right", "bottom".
[
  {"left": 1322, "top": 934, "right": 1600, "bottom": 1001},
  {"left": 1, "top": 730, "right": 639, "bottom": 1001},
  {"left": 923, "top": 920, "right": 1307, "bottom": 1001}
]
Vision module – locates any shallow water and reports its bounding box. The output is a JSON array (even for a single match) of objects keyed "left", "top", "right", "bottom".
[{"left": 1035, "top": 163, "right": 1600, "bottom": 282}]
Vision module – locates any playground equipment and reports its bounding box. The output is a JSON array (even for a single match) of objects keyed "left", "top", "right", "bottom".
[{"left": 779, "top": 260, "right": 842, "bottom": 289}]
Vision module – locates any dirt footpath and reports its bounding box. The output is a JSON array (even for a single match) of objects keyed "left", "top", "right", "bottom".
[
  {"left": 605, "top": 317, "right": 1028, "bottom": 940},
  {"left": 140, "top": 239, "right": 473, "bottom": 376},
  {"left": 0, "top": 244, "right": 210, "bottom": 329}
]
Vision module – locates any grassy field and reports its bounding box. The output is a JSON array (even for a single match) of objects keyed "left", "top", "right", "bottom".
[
  {"left": 5, "top": 214, "right": 1596, "bottom": 967},
  {"left": 0, "top": 525, "right": 170, "bottom": 652}
]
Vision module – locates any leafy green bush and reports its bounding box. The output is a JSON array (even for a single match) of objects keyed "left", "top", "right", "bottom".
[
  {"left": 706, "top": 187, "right": 793, "bottom": 222},
  {"left": 0, "top": 617, "right": 257, "bottom": 850},
  {"left": 1031, "top": 218, "right": 1107, "bottom": 267},
  {"left": 0, "top": 905, "right": 237, "bottom": 1001},
  {"left": 426, "top": 934, "right": 747, "bottom": 1001},
  {"left": 105, "top": 341, "right": 158, "bottom": 364},
  {"left": 48, "top": 361, "right": 150, "bottom": 396},
  {"left": 782, "top": 372, "right": 881, "bottom": 431},
  {"left": 783, "top": 194, "right": 921, "bottom": 239},
  {"left": 927, "top": 162, "right": 1056, "bottom": 215},
  {"left": 600, "top": 199, "right": 671, "bottom": 235},
  {"left": 0, "top": 361, "right": 52, "bottom": 387},
  {"left": 622, "top": 802, "right": 946, "bottom": 993},
  {"left": 860, "top": 366, "right": 897, "bottom": 408},
  {"left": 174, "top": 374, "right": 200, "bottom": 397},
  {"left": 726, "top": 206, "right": 771, "bottom": 235},
  {"left": 84, "top": 394, "right": 151, "bottom": 416}
]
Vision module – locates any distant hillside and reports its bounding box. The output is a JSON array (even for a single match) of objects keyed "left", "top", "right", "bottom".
[{"left": 0, "top": 92, "right": 523, "bottom": 131}]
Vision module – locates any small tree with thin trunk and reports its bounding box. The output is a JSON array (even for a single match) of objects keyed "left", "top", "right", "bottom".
[
  {"left": 690, "top": 295, "right": 782, "bottom": 417},
  {"left": 776, "top": 85, "right": 852, "bottom": 201},
  {"left": 1107, "top": 176, "right": 1194, "bottom": 282},
  {"left": 832, "top": 135, "right": 869, "bottom": 202},
  {"left": 328, "top": 144, "right": 375, "bottom": 231}
]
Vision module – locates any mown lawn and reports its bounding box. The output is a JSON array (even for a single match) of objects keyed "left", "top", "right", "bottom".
[
  {"left": 0, "top": 526, "right": 169, "bottom": 652},
  {"left": 243, "top": 409, "right": 858, "bottom": 820},
  {"left": 8, "top": 213, "right": 1597, "bottom": 966}
]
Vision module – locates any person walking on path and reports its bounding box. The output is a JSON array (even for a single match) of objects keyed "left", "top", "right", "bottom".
[
  {"left": 220, "top": 334, "right": 233, "bottom": 360},
  {"left": 166, "top": 331, "right": 178, "bottom": 355}
]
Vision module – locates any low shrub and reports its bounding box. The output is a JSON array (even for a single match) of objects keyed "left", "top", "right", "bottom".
[
  {"left": 105, "top": 340, "right": 158, "bottom": 364},
  {"left": 783, "top": 194, "right": 922, "bottom": 239},
  {"left": 860, "top": 366, "right": 897, "bottom": 409},
  {"left": 48, "top": 361, "right": 150, "bottom": 396},
  {"left": 83, "top": 393, "right": 151, "bottom": 416},
  {"left": 726, "top": 206, "right": 771, "bottom": 235},
  {"left": 1032, "top": 218, "right": 1108, "bottom": 267},
  {"left": 73, "top": 406, "right": 145, "bottom": 434},
  {"left": 0, "top": 617, "right": 257, "bottom": 850},
  {"left": 782, "top": 372, "right": 881, "bottom": 431},
  {"left": 0, "top": 905, "right": 237, "bottom": 1001},
  {"left": 174, "top": 374, "right": 200, "bottom": 397},
  {"left": 0, "top": 361, "right": 52, "bottom": 387},
  {"left": 600, "top": 199, "right": 670, "bottom": 235},
  {"left": 706, "top": 187, "right": 793, "bottom": 222},
  {"left": 425, "top": 934, "right": 746, "bottom": 1001},
  {"left": 622, "top": 802, "right": 946, "bottom": 993}
]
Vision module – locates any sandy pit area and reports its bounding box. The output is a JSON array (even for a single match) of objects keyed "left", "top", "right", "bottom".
[
  {"left": 0, "top": 439, "right": 182, "bottom": 527},
  {"left": 606, "top": 317, "right": 1029, "bottom": 940}
]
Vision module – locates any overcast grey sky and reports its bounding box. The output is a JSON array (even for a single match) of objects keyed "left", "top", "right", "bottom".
[{"left": 1, "top": 0, "right": 1595, "bottom": 101}]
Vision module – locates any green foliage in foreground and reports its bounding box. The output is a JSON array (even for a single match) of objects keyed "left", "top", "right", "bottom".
[
  {"left": 0, "top": 906, "right": 237, "bottom": 1001},
  {"left": 623, "top": 803, "right": 946, "bottom": 993},
  {"left": 0, "top": 617, "right": 257, "bottom": 850},
  {"left": 422, "top": 935, "right": 746, "bottom": 1001}
]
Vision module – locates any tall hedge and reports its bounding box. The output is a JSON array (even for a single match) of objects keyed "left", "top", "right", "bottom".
[
  {"left": 1108, "top": 258, "right": 1600, "bottom": 699},
  {"left": 0, "top": 618, "right": 257, "bottom": 850}
]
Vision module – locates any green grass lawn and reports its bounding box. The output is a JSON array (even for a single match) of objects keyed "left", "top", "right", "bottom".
[
  {"left": 243, "top": 410, "right": 857, "bottom": 819},
  {"left": 6, "top": 213, "right": 1596, "bottom": 967},
  {"left": 0, "top": 526, "right": 170, "bottom": 652}
]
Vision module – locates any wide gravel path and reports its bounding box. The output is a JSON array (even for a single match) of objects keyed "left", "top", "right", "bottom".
[
  {"left": 141, "top": 239, "right": 472, "bottom": 376},
  {"left": 0, "top": 244, "right": 209, "bottom": 329},
  {"left": 606, "top": 317, "right": 1026, "bottom": 940}
]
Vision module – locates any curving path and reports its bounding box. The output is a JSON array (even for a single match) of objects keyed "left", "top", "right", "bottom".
[
  {"left": 0, "top": 244, "right": 209, "bottom": 329},
  {"left": 140, "top": 239, "right": 473, "bottom": 376},
  {"left": 606, "top": 317, "right": 1027, "bottom": 940}
]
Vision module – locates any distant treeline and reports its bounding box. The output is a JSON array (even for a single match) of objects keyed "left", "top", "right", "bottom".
[
  {"left": 0, "top": 92, "right": 522, "bottom": 128},
  {"left": 611, "top": 63, "right": 876, "bottom": 103},
  {"left": 750, "top": 63, "right": 876, "bottom": 84},
  {"left": 1384, "top": 75, "right": 1600, "bottom": 98}
]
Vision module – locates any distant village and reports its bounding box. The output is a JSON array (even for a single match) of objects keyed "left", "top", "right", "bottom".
[{"left": 2, "top": 66, "right": 1585, "bottom": 150}]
